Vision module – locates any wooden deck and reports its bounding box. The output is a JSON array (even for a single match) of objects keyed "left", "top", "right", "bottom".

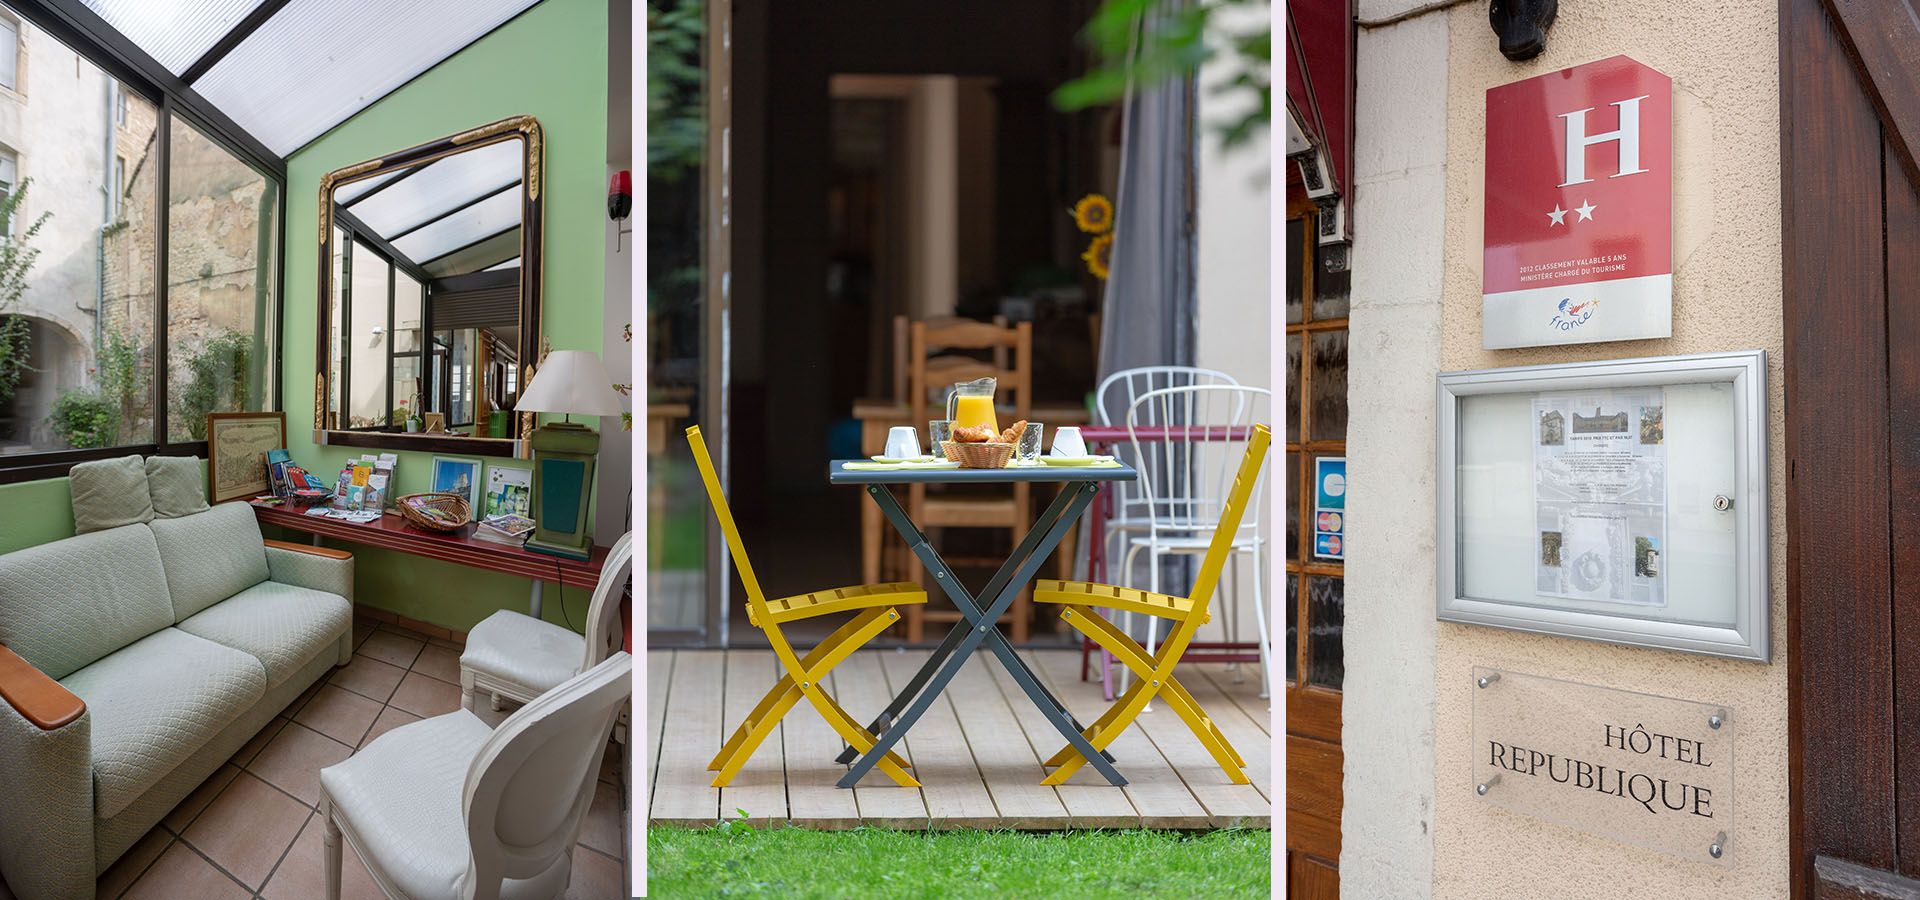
[{"left": 645, "top": 649, "right": 1272, "bottom": 830}]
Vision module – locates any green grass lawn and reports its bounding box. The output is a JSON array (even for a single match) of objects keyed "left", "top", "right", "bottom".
[{"left": 646, "top": 824, "right": 1271, "bottom": 898}]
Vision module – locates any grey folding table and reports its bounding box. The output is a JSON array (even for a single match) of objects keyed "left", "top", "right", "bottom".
[{"left": 828, "top": 459, "right": 1136, "bottom": 788}]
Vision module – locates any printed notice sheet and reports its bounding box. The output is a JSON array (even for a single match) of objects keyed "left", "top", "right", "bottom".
[{"left": 1532, "top": 389, "right": 1667, "bottom": 606}]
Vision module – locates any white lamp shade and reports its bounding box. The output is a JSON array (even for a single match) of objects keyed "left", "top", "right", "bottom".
[{"left": 515, "top": 350, "right": 625, "bottom": 417}]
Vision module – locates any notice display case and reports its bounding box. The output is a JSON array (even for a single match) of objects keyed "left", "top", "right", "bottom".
[{"left": 1437, "top": 351, "right": 1769, "bottom": 661}]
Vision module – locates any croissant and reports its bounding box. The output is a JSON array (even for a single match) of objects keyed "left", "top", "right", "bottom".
[
  {"left": 952, "top": 424, "right": 998, "bottom": 443},
  {"left": 999, "top": 420, "right": 1029, "bottom": 445}
]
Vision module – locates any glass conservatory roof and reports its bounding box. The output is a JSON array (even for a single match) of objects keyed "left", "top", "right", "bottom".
[{"left": 75, "top": 0, "right": 541, "bottom": 157}]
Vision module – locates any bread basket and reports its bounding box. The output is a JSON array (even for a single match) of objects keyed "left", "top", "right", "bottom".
[
  {"left": 398, "top": 492, "right": 472, "bottom": 531},
  {"left": 942, "top": 441, "right": 1013, "bottom": 469}
]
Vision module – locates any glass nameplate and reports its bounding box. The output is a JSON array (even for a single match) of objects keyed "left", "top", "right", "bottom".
[{"left": 1471, "top": 667, "right": 1735, "bottom": 866}]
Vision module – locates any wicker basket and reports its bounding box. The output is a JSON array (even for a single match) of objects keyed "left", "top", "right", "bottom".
[
  {"left": 398, "top": 492, "right": 472, "bottom": 532},
  {"left": 943, "top": 441, "right": 1014, "bottom": 469}
]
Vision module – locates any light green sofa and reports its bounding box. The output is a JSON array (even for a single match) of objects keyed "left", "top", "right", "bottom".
[{"left": 0, "top": 495, "right": 354, "bottom": 900}]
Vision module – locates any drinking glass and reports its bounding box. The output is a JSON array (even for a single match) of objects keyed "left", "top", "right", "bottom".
[
  {"left": 929, "top": 420, "right": 954, "bottom": 459},
  {"left": 1017, "top": 422, "right": 1044, "bottom": 462}
]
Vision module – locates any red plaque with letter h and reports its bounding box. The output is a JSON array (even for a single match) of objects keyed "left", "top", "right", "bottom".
[{"left": 1483, "top": 55, "right": 1672, "bottom": 349}]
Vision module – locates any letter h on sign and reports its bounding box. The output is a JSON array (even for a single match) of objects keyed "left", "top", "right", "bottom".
[{"left": 1559, "top": 95, "right": 1651, "bottom": 187}]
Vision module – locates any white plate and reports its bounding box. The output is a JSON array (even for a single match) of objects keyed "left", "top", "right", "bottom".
[{"left": 1040, "top": 455, "right": 1117, "bottom": 467}]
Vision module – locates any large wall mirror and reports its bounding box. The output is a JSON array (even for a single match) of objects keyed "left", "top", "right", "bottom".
[{"left": 315, "top": 116, "right": 542, "bottom": 457}]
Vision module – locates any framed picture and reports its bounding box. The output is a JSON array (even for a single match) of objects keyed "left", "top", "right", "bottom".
[
  {"left": 484, "top": 464, "right": 532, "bottom": 519},
  {"left": 1436, "top": 350, "right": 1769, "bottom": 661},
  {"left": 431, "top": 456, "right": 484, "bottom": 511},
  {"left": 207, "top": 411, "right": 287, "bottom": 503}
]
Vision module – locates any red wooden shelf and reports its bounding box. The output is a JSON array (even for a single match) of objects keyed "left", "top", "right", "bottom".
[{"left": 248, "top": 501, "right": 609, "bottom": 590}]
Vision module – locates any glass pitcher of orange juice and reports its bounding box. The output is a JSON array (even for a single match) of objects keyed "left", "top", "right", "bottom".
[{"left": 946, "top": 377, "right": 999, "bottom": 435}]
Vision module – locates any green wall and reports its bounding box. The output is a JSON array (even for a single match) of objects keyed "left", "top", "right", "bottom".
[
  {"left": 0, "top": 479, "right": 75, "bottom": 555},
  {"left": 280, "top": 0, "right": 610, "bottom": 632}
]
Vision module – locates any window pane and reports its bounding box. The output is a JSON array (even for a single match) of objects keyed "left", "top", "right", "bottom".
[
  {"left": 0, "top": 31, "right": 157, "bottom": 454},
  {"left": 1309, "top": 329, "right": 1348, "bottom": 442},
  {"left": 1285, "top": 216, "right": 1304, "bottom": 325},
  {"left": 76, "top": 0, "right": 266, "bottom": 74},
  {"left": 393, "top": 272, "right": 422, "bottom": 353},
  {"left": 166, "top": 117, "right": 278, "bottom": 440},
  {"left": 391, "top": 355, "right": 420, "bottom": 426},
  {"left": 347, "top": 241, "right": 389, "bottom": 428},
  {"left": 1314, "top": 266, "right": 1351, "bottom": 321},
  {"left": 1285, "top": 573, "right": 1298, "bottom": 684},
  {"left": 1284, "top": 333, "right": 1302, "bottom": 442},
  {"left": 1308, "top": 575, "right": 1344, "bottom": 689},
  {"left": 329, "top": 225, "right": 344, "bottom": 421},
  {"left": 0, "top": 18, "right": 16, "bottom": 93},
  {"left": 1285, "top": 451, "right": 1300, "bottom": 563}
]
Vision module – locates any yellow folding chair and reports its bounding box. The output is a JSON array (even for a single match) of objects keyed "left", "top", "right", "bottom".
[
  {"left": 1034, "top": 423, "right": 1271, "bottom": 786},
  {"left": 685, "top": 426, "right": 926, "bottom": 788}
]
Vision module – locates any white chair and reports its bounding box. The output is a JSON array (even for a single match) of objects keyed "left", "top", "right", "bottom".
[
  {"left": 461, "top": 532, "right": 633, "bottom": 713},
  {"left": 319, "top": 651, "right": 632, "bottom": 900},
  {"left": 1117, "top": 385, "right": 1272, "bottom": 700}
]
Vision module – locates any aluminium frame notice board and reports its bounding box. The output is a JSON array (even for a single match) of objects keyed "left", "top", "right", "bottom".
[{"left": 1436, "top": 350, "right": 1769, "bottom": 661}]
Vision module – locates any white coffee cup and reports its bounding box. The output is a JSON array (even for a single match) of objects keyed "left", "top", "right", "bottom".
[
  {"left": 884, "top": 426, "right": 922, "bottom": 459},
  {"left": 1051, "top": 426, "right": 1087, "bottom": 457}
]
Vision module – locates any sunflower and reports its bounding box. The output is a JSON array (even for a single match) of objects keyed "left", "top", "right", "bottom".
[
  {"left": 1081, "top": 233, "right": 1114, "bottom": 280},
  {"left": 1071, "top": 194, "right": 1114, "bottom": 234}
]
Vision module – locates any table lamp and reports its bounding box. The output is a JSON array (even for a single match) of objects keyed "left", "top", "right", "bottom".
[{"left": 515, "top": 350, "right": 624, "bottom": 560}]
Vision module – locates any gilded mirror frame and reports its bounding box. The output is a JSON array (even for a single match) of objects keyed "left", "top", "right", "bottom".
[{"left": 313, "top": 115, "right": 544, "bottom": 457}]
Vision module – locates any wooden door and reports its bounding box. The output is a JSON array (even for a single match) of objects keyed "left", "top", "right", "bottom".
[
  {"left": 1284, "top": 202, "right": 1346, "bottom": 896},
  {"left": 1785, "top": 0, "right": 1920, "bottom": 895}
]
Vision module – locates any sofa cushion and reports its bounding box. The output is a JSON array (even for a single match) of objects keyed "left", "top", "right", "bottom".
[
  {"left": 149, "top": 503, "right": 270, "bottom": 621},
  {"left": 320, "top": 710, "right": 570, "bottom": 900},
  {"left": 68, "top": 455, "right": 154, "bottom": 534},
  {"left": 176, "top": 581, "right": 350, "bottom": 689},
  {"left": 0, "top": 524, "right": 175, "bottom": 680},
  {"left": 146, "top": 456, "right": 209, "bottom": 518},
  {"left": 59, "top": 628, "right": 266, "bottom": 820}
]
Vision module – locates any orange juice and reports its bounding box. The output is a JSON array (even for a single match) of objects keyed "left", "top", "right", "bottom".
[{"left": 953, "top": 393, "right": 999, "bottom": 434}]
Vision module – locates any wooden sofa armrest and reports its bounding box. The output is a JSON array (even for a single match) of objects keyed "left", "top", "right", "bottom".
[
  {"left": 264, "top": 539, "right": 352, "bottom": 560},
  {"left": 0, "top": 644, "right": 84, "bottom": 730}
]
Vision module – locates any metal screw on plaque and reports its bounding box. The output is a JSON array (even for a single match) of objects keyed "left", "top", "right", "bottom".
[
  {"left": 1709, "top": 832, "right": 1727, "bottom": 859},
  {"left": 1476, "top": 774, "right": 1501, "bottom": 796},
  {"left": 1713, "top": 495, "right": 1733, "bottom": 512},
  {"left": 1478, "top": 673, "right": 1501, "bottom": 689},
  {"left": 1709, "top": 710, "right": 1726, "bottom": 730}
]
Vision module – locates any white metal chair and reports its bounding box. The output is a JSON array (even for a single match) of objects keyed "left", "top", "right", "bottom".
[
  {"left": 1116, "top": 385, "right": 1272, "bottom": 700},
  {"left": 1083, "top": 367, "right": 1240, "bottom": 694},
  {"left": 319, "top": 651, "right": 632, "bottom": 900},
  {"left": 461, "top": 532, "right": 634, "bottom": 713}
]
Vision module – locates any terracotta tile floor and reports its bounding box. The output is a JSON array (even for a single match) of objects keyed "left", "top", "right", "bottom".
[{"left": 90, "top": 618, "right": 630, "bottom": 900}]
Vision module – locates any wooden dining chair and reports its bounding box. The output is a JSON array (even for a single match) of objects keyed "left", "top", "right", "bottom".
[
  {"left": 1034, "top": 423, "right": 1272, "bottom": 786},
  {"left": 904, "top": 317, "right": 1034, "bottom": 642},
  {"left": 864, "top": 315, "right": 1017, "bottom": 591},
  {"left": 685, "top": 425, "right": 925, "bottom": 788}
]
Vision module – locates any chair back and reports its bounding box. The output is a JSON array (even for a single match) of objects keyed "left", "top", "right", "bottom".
[
  {"left": 1125, "top": 384, "right": 1270, "bottom": 535},
  {"left": 1095, "top": 366, "right": 1240, "bottom": 522},
  {"left": 1180, "top": 424, "right": 1272, "bottom": 616},
  {"left": 461, "top": 652, "right": 631, "bottom": 895},
  {"left": 907, "top": 317, "right": 1032, "bottom": 431},
  {"left": 684, "top": 426, "right": 772, "bottom": 621},
  {"left": 581, "top": 531, "right": 635, "bottom": 671}
]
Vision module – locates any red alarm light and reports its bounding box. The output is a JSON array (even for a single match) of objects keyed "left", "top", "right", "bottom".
[{"left": 608, "top": 170, "right": 632, "bottom": 221}]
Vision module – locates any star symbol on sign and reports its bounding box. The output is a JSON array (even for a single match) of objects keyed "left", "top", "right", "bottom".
[
  {"left": 1547, "top": 205, "right": 1567, "bottom": 226},
  {"left": 1575, "top": 200, "right": 1597, "bottom": 222}
]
